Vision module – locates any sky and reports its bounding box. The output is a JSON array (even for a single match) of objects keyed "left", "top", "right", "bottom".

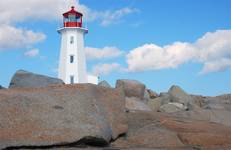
[{"left": 0, "top": 0, "right": 231, "bottom": 96}]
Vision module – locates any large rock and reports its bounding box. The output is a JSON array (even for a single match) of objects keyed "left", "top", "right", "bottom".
[
  {"left": 158, "top": 92, "right": 172, "bottom": 104},
  {"left": 191, "top": 95, "right": 207, "bottom": 108},
  {"left": 217, "top": 94, "right": 231, "bottom": 101},
  {"left": 159, "top": 103, "right": 188, "bottom": 113},
  {"left": 0, "top": 84, "right": 127, "bottom": 149},
  {"left": 0, "top": 85, "right": 5, "bottom": 89},
  {"left": 168, "top": 85, "right": 193, "bottom": 107},
  {"left": 148, "top": 98, "right": 162, "bottom": 111},
  {"left": 148, "top": 93, "right": 172, "bottom": 112},
  {"left": 160, "top": 114, "right": 231, "bottom": 147},
  {"left": 125, "top": 97, "right": 152, "bottom": 112},
  {"left": 98, "top": 80, "right": 111, "bottom": 88},
  {"left": 172, "top": 108, "right": 231, "bottom": 127},
  {"left": 111, "top": 111, "right": 185, "bottom": 149},
  {"left": 203, "top": 94, "right": 231, "bottom": 111},
  {"left": 116, "top": 79, "right": 145, "bottom": 99},
  {"left": 112, "top": 111, "right": 231, "bottom": 149},
  {"left": 9, "top": 70, "right": 64, "bottom": 89}
]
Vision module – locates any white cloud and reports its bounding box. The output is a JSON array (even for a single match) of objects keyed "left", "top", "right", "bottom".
[
  {"left": 0, "top": 0, "right": 74, "bottom": 50},
  {"left": 126, "top": 30, "right": 231, "bottom": 74},
  {"left": 0, "top": 0, "right": 137, "bottom": 51},
  {"left": 24, "top": 49, "right": 39, "bottom": 58},
  {"left": 85, "top": 46, "right": 123, "bottom": 60},
  {"left": 195, "top": 30, "right": 231, "bottom": 74},
  {"left": 99, "top": 7, "right": 139, "bottom": 26},
  {"left": 0, "top": 0, "right": 137, "bottom": 26},
  {"left": 76, "top": 5, "right": 138, "bottom": 26},
  {"left": 200, "top": 59, "right": 231, "bottom": 74},
  {"left": 92, "top": 63, "right": 123, "bottom": 76},
  {"left": 126, "top": 42, "right": 195, "bottom": 72},
  {"left": 0, "top": 0, "right": 77, "bottom": 24},
  {"left": 0, "top": 25, "right": 46, "bottom": 50}
]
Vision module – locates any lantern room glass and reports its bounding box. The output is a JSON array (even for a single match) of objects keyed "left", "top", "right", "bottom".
[{"left": 69, "top": 14, "right": 76, "bottom": 22}]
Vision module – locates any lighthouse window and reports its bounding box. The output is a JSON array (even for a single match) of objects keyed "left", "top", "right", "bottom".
[
  {"left": 70, "top": 76, "right": 74, "bottom": 84},
  {"left": 69, "top": 15, "right": 76, "bottom": 22},
  {"left": 70, "top": 55, "right": 74, "bottom": 63},
  {"left": 70, "top": 36, "right": 74, "bottom": 44}
]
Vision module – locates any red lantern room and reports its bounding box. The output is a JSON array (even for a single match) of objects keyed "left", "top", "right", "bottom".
[{"left": 63, "top": 6, "right": 83, "bottom": 28}]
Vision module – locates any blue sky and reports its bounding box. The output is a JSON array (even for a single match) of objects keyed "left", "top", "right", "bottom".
[{"left": 0, "top": 0, "right": 230, "bottom": 96}]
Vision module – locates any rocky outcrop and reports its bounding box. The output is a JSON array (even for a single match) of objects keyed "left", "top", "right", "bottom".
[
  {"left": 98, "top": 80, "right": 111, "bottom": 88},
  {"left": 111, "top": 111, "right": 185, "bottom": 149},
  {"left": 111, "top": 111, "right": 231, "bottom": 149},
  {"left": 148, "top": 86, "right": 196, "bottom": 112},
  {"left": 116, "top": 79, "right": 145, "bottom": 99},
  {"left": 1, "top": 73, "right": 231, "bottom": 149},
  {"left": 116, "top": 80, "right": 150, "bottom": 112},
  {"left": 9, "top": 70, "right": 64, "bottom": 89},
  {"left": 191, "top": 95, "right": 207, "bottom": 108},
  {"left": 0, "top": 84, "right": 127, "bottom": 149},
  {"left": 171, "top": 108, "right": 231, "bottom": 127},
  {"left": 203, "top": 94, "right": 231, "bottom": 111}
]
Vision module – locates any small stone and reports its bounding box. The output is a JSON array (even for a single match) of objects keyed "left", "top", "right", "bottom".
[{"left": 147, "top": 89, "right": 158, "bottom": 99}]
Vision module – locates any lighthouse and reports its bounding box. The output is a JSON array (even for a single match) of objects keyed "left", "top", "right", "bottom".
[{"left": 58, "top": 6, "right": 98, "bottom": 84}]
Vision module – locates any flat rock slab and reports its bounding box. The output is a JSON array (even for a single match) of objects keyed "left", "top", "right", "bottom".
[
  {"left": 0, "top": 84, "right": 127, "bottom": 149},
  {"left": 111, "top": 111, "right": 231, "bottom": 149}
]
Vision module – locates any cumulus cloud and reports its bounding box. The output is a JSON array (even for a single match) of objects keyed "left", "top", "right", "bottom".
[
  {"left": 0, "top": 0, "right": 137, "bottom": 26},
  {"left": 24, "top": 49, "right": 39, "bottom": 58},
  {"left": 85, "top": 46, "right": 124, "bottom": 60},
  {"left": 0, "top": 0, "right": 137, "bottom": 51},
  {"left": 0, "top": 0, "right": 77, "bottom": 24},
  {"left": 195, "top": 30, "right": 231, "bottom": 74},
  {"left": 127, "top": 42, "right": 195, "bottom": 71},
  {"left": 0, "top": 25, "right": 46, "bottom": 50},
  {"left": 126, "top": 30, "right": 231, "bottom": 74},
  {"left": 200, "top": 59, "right": 231, "bottom": 74},
  {"left": 92, "top": 63, "right": 123, "bottom": 76}
]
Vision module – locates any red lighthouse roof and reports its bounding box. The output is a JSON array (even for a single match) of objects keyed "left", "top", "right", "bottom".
[
  {"left": 63, "top": 6, "right": 83, "bottom": 28},
  {"left": 63, "top": 6, "right": 83, "bottom": 18}
]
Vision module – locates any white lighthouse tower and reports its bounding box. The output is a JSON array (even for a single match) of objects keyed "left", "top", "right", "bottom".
[{"left": 58, "top": 6, "right": 98, "bottom": 84}]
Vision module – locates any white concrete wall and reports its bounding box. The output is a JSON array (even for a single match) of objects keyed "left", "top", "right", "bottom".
[
  {"left": 58, "top": 27, "right": 88, "bottom": 84},
  {"left": 87, "top": 74, "right": 99, "bottom": 85}
]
